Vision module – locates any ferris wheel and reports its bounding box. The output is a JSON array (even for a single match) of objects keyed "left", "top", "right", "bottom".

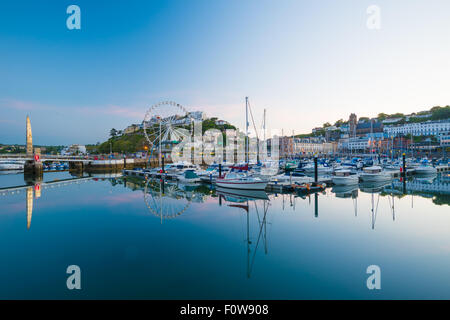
[
  {"left": 143, "top": 101, "right": 191, "bottom": 158},
  {"left": 143, "top": 178, "right": 191, "bottom": 222}
]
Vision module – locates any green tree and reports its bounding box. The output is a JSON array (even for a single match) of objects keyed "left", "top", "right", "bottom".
[{"left": 110, "top": 128, "right": 118, "bottom": 138}]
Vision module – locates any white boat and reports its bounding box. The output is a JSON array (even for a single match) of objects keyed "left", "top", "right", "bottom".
[
  {"left": 332, "top": 169, "right": 359, "bottom": 185},
  {"left": 177, "top": 169, "right": 201, "bottom": 183},
  {"left": 215, "top": 169, "right": 268, "bottom": 190},
  {"left": 359, "top": 166, "right": 392, "bottom": 182},
  {"left": 414, "top": 160, "right": 437, "bottom": 175},
  {"left": 270, "top": 173, "right": 314, "bottom": 184},
  {"left": 303, "top": 163, "right": 333, "bottom": 174},
  {"left": 0, "top": 160, "right": 25, "bottom": 170}
]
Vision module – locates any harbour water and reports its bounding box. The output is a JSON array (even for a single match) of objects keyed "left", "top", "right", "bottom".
[{"left": 0, "top": 171, "right": 449, "bottom": 299}]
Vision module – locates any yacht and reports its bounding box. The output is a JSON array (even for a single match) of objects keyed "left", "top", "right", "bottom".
[
  {"left": 0, "top": 160, "right": 25, "bottom": 170},
  {"left": 414, "top": 160, "right": 437, "bottom": 175},
  {"left": 359, "top": 166, "right": 392, "bottom": 182},
  {"left": 332, "top": 169, "right": 359, "bottom": 185},
  {"left": 215, "top": 166, "right": 269, "bottom": 190}
]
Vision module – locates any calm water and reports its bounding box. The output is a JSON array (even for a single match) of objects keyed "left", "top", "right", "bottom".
[{"left": 0, "top": 171, "right": 449, "bottom": 299}]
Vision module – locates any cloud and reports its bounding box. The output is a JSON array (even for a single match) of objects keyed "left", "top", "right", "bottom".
[
  {"left": 1, "top": 97, "right": 145, "bottom": 120},
  {"left": 0, "top": 98, "right": 41, "bottom": 111}
]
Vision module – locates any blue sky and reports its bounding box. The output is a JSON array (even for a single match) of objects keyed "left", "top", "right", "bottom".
[{"left": 1, "top": 0, "right": 450, "bottom": 145}]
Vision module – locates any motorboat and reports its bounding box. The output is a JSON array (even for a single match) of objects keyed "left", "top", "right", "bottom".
[
  {"left": 0, "top": 160, "right": 25, "bottom": 170},
  {"left": 359, "top": 166, "right": 392, "bottom": 182},
  {"left": 177, "top": 169, "right": 201, "bottom": 183},
  {"left": 303, "top": 163, "right": 333, "bottom": 175},
  {"left": 414, "top": 160, "right": 437, "bottom": 175},
  {"left": 332, "top": 169, "right": 359, "bottom": 185},
  {"left": 215, "top": 165, "right": 269, "bottom": 190}
]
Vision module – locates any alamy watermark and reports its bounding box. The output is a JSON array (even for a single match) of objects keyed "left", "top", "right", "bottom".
[
  {"left": 66, "top": 265, "right": 81, "bottom": 290},
  {"left": 66, "top": 5, "right": 81, "bottom": 30},
  {"left": 366, "top": 265, "right": 381, "bottom": 290},
  {"left": 366, "top": 5, "right": 381, "bottom": 30}
]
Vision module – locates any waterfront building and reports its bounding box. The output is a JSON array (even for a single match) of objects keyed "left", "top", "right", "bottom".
[
  {"left": 294, "top": 138, "right": 336, "bottom": 155},
  {"left": 384, "top": 119, "right": 450, "bottom": 137},
  {"left": 378, "top": 137, "right": 412, "bottom": 154},
  {"left": 347, "top": 137, "right": 370, "bottom": 151},
  {"left": 279, "top": 136, "right": 294, "bottom": 157}
]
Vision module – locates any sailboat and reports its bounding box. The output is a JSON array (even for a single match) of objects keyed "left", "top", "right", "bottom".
[{"left": 215, "top": 165, "right": 269, "bottom": 190}]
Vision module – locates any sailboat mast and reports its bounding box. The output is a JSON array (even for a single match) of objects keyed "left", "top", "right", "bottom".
[
  {"left": 245, "top": 97, "right": 249, "bottom": 164},
  {"left": 263, "top": 109, "right": 266, "bottom": 142}
]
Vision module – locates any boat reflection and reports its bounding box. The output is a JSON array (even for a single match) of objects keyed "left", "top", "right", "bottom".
[
  {"left": 331, "top": 185, "right": 358, "bottom": 199},
  {"left": 216, "top": 187, "right": 270, "bottom": 278}
]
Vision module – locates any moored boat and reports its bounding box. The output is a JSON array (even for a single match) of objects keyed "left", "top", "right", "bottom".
[
  {"left": 359, "top": 166, "right": 392, "bottom": 182},
  {"left": 332, "top": 169, "right": 359, "bottom": 185},
  {"left": 414, "top": 160, "right": 437, "bottom": 175},
  {"left": 215, "top": 165, "right": 268, "bottom": 190}
]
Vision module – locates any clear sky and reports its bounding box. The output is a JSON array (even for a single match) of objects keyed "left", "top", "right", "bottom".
[{"left": 1, "top": 0, "right": 450, "bottom": 145}]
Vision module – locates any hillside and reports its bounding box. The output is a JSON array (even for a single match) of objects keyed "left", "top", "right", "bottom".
[{"left": 88, "top": 119, "right": 236, "bottom": 154}]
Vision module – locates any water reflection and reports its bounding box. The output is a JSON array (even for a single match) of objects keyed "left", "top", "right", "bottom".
[
  {"left": 2, "top": 173, "right": 449, "bottom": 234},
  {"left": 216, "top": 187, "right": 270, "bottom": 278},
  {"left": 1, "top": 172, "right": 450, "bottom": 298}
]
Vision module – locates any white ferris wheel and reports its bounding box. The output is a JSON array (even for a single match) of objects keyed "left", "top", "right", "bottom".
[{"left": 143, "top": 101, "right": 191, "bottom": 163}]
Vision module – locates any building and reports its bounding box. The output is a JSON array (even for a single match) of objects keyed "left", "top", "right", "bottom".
[
  {"left": 312, "top": 127, "right": 323, "bottom": 134},
  {"left": 347, "top": 137, "right": 370, "bottom": 151},
  {"left": 382, "top": 118, "right": 402, "bottom": 124},
  {"left": 215, "top": 119, "right": 228, "bottom": 126},
  {"left": 379, "top": 137, "right": 412, "bottom": 154},
  {"left": 124, "top": 124, "right": 140, "bottom": 134},
  {"left": 325, "top": 129, "right": 341, "bottom": 142},
  {"left": 294, "top": 138, "right": 336, "bottom": 155},
  {"left": 440, "top": 132, "right": 450, "bottom": 147},
  {"left": 356, "top": 120, "right": 384, "bottom": 136},
  {"left": 349, "top": 113, "right": 357, "bottom": 137},
  {"left": 339, "top": 124, "right": 350, "bottom": 133},
  {"left": 384, "top": 120, "right": 450, "bottom": 137},
  {"left": 188, "top": 111, "right": 205, "bottom": 121},
  {"left": 279, "top": 136, "right": 294, "bottom": 157},
  {"left": 61, "top": 144, "right": 87, "bottom": 155}
]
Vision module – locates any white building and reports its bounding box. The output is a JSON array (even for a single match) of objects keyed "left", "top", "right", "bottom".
[
  {"left": 382, "top": 118, "right": 402, "bottom": 124},
  {"left": 342, "top": 137, "right": 370, "bottom": 151},
  {"left": 384, "top": 120, "right": 450, "bottom": 137},
  {"left": 61, "top": 144, "right": 87, "bottom": 155},
  {"left": 440, "top": 133, "right": 450, "bottom": 147},
  {"left": 215, "top": 119, "right": 228, "bottom": 125},
  {"left": 188, "top": 111, "right": 205, "bottom": 121},
  {"left": 294, "top": 138, "right": 335, "bottom": 155}
]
